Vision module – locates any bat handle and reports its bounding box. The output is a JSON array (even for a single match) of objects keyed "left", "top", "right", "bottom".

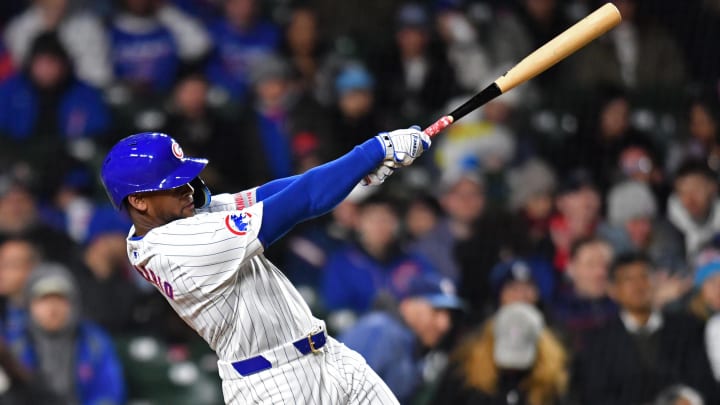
[{"left": 423, "top": 115, "right": 454, "bottom": 138}]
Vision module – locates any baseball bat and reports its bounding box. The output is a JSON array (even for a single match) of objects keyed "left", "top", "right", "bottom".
[{"left": 423, "top": 2, "right": 622, "bottom": 137}]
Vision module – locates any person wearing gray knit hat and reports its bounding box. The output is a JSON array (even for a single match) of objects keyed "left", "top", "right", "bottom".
[
  {"left": 607, "top": 180, "right": 658, "bottom": 227},
  {"left": 6, "top": 263, "right": 126, "bottom": 404},
  {"left": 599, "top": 180, "right": 686, "bottom": 275}
]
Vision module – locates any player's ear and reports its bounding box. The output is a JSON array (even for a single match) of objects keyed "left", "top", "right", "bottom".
[{"left": 127, "top": 193, "right": 148, "bottom": 212}]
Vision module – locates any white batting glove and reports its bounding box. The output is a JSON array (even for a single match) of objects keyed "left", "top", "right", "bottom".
[
  {"left": 375, "top": 125, "right": 431, "bottom": 167},
  {"left": 361, "top": 163, "right": 395, "bottom": 186}
]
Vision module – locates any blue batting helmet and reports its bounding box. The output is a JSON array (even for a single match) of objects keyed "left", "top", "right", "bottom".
[{"left": 101, "top": 132, "right": 211, "bottom": 210}]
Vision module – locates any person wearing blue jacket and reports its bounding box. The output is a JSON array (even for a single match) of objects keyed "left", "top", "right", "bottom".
[
  {"left": 0, "top": 31, "right": 109, "bottom": 141},
  {"left": 322, "top": 195, "right": 440, "bottom": 314},
  {"left": 6, "top": 263, "right": 125, "bottom": 405},
  {"left": 205, "top": 0, "right": 280, "bottom": 100},
  {"left": 0, "top": 31, "right": 110, "bottom": 196}
]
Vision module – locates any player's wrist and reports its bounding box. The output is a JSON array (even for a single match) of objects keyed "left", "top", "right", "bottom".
[{"left": 358, "top": 137, "right": 386, "bottom": 164}]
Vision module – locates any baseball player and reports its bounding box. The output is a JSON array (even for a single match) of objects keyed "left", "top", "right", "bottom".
[{"left": 100, "top": 128, "right": 430, "bottom": 404}]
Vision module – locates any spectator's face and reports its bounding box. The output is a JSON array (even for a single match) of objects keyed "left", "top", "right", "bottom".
[
  {"left": 441, "top": 178, "right": 484, "bottom": 224},
  {"left": 332, "top": 200, "right": 359, "bottom": 230},
  {"left": 84, "top": 234, "right": 130, "bottom": 280},
  {"left": 128, "top": 183, "right": 195, "bottom": 224},
  {"left": 339, "top": 90, "right": 373, "bottom": 119},
  {"left": 396, "top": 28, "right": 427, "bottom": 58},
  {"left": 568, "top": 241, "right": 612, "bottom": 299},
  {"left": 174, "top": 77, "right": 208, "bottom": 118},
  {"left": 0, "top": 241, "right": 37, "bottom": 298},
  {"left": 625, "top": 217, "right": 652, "bottom": 248},
  {"left": 556, "top": 187, "right": 600, "bottom": 228},
  {"left": 286, "top": 8, "right": 318, "bottom": 55},
  {"left": 525, "top": 0, "right": 556, "bottom": 22},
  {"left": 610, "top": 261, "right": 653, "bottom": 312},
  {"left": 356, "top": 204, "right": 399, "bottom": 251},
  {"left": 226, "top": 0, "right": 256, "bottom": 28},
  {"left": 30, "top": 294, "right": 71, "bottom": 332},
  {"left": 701, "top": 273, "right": 720, "bottom": 311},
  {"left": 600, "top": 97, "right": 630, "bottom": 139},
  {"left": 401, "top": 298, "right": 451, "bottom": 348},
  {"left": 674, "top": 174, "right": 716, "bottom": 221},
  {"left": 524, "top": 192, "right": 553, "bottom": 220},
  {"left": 0, "top": 187, "right": 37, "bottom": 234},
  {"left": 405, "top": 200, "right": 438, "bottom": 239},
  {"left": 256, "top": 78, "right": 289, "bottom": 110},
  {"left": 690, "top": 103, "right": 717, "bottom": 143},
  {"left": 29, "top": 54, "right": 67, "bottom": 89},
  {"left": 500, "top": 280, "right": 539, "bottom": 306}
]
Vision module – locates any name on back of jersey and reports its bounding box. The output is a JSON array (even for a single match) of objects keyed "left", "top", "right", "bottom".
[{"left": 134, "top": 264, "right": 175, "bottom": 300}]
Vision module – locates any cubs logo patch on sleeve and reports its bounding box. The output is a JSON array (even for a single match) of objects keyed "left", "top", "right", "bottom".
[{"left": 225, "top": 213, "right": 252, "bottom": 236}]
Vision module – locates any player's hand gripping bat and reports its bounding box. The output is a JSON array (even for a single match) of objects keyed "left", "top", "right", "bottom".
[{"left": 423, "top": 2, "right": 622, "bottom": 137}]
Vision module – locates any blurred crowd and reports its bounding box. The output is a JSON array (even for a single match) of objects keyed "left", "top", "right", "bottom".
[{"left": 0, "top": 0, "right": 720, "bottom": 404}]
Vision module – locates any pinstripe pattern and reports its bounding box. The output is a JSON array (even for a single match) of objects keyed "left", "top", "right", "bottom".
[
  {"left": 221, "top": 338, "right": 399, "bottom": 404},
  {"left": 126, "top": 193, "right": 398, "bottom": 404}
]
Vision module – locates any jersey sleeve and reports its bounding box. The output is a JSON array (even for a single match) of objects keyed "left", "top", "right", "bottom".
[
  {"left": 198, "top": 189, "right": 260, "bottom": 213},
  {"left": 146, "top": 203, "right": 265, "bottom": 282}
]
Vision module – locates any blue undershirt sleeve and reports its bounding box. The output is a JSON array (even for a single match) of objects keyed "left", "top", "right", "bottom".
[
  {"left": 258, "top": 138, "right": 384, "bottom": 246},
  {"left": 255, "top": 175, "right": 300, "bottom": 201}
]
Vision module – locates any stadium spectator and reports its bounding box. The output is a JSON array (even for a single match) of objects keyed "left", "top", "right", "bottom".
[
  {"left": 571, "top": 0, "right": 685, "bottom": 91},
  {"left": 403, "top": 192, "right": 443, "bottom": 242},
  {"left": 205, "top": 0, "right": 281, "bottom": 101},
  {"left": 3, "top": 0, "right": 112, "bottom": 87},
  {"left": 6, "top": 263, "right": 125, "bottom": 404},
  {"left": 490, "top": 0, "right": 571, "bottom": 97},
  {"left": 0, "top": 173, "right": 80, "bottom": 266},
  {"left": 234, "top": 54, "right": 328, "bottom": 184},
  {"left": 490, "top": 258, "right": 554, "bottom": 308},
  {"left": 328, "top": 63, "right": 383, "bottom": 157},
  {"left": 560, "top": 90, "right": 658, "bottom": 193},
  {"left": 507, "top": 159, "right": 557, "bottom": 261},
  {"left": 548, "top": 170, "right": 601, "bottom": 272},
  {"left": 599, "top": 180, "right": 686, "bottom": 273},
  {"left": 408, "top": 171, "right": 484, "bottom": 283},
  {"left": 372, "top": 2, "right": 458, "bottom": 127},
  {"left": 549, "top": 236, "right": 617, "bottom": 351},
  {"left": 573, "top": 252, "right": 718, "bottom": 404},
  {"left": 279, "top": 5, "right": 328, "bottom": 95},
  {"left": 110, "top": 0, "right": 210, "bottom": 94},
  {"left": 666, "top": 96, "right": 720, "bottom": 176},
  {"left": 340, "top": 272, "right": 463, "bottom": 403},
  {"left": 432, "top": 0, "right": 493, "bottom": 94},
  {"left": 322, "top": 194, "right": 437, "bottom": 314},
  {"left": 666, "top": 260, "right": 720, "bottom": 324},
  {"left": 0, "top": 32, "right": 110, "bottom": 180},
  {"left": 667, "top": 159, "right": 720, "bottom": 263},
  {"left": 431, "top": 303, "right": 568, "bottom": 405},
  {"left": 0, "top": 238, "right": 41, "bottom": 339},
  {"left": 76, "top": 207, "right": 139, "bottom": 335},
  {"left": 452, "top": 171, "right": 531, "bottom": 320},
  {"left": 161, "top": 73, "right": 242, "bottom": 191},
  {"left": 282, "top": 186, "right": 371, "bottom": 293}
]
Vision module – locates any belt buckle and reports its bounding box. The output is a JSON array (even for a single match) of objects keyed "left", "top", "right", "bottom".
[{"left": 307, "top": 333, "right": 322, "bottom": 354}]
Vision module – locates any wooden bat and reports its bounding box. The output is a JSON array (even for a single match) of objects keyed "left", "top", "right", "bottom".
[{"left": 423, "top": 2, "right": 622, "bottom": 137}]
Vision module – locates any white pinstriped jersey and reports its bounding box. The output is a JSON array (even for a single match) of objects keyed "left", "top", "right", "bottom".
[{"left": 125, "top": 193, "right": 321, "bottom": 361}]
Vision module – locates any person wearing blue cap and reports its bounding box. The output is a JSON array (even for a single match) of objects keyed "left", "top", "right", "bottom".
[
  {"left": 339, "top": 272, "right": 463, "bottom": 404},
  {"left": 674, "top": 259, "right": 720, "bottom": 323},
  {"left": 330, "top": 63, "right": 383, "bottom": 156}
]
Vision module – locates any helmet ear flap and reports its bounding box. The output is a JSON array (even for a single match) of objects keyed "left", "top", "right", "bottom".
[{"left": 190, "top": 177, "right": 211, "bottom": 209}]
